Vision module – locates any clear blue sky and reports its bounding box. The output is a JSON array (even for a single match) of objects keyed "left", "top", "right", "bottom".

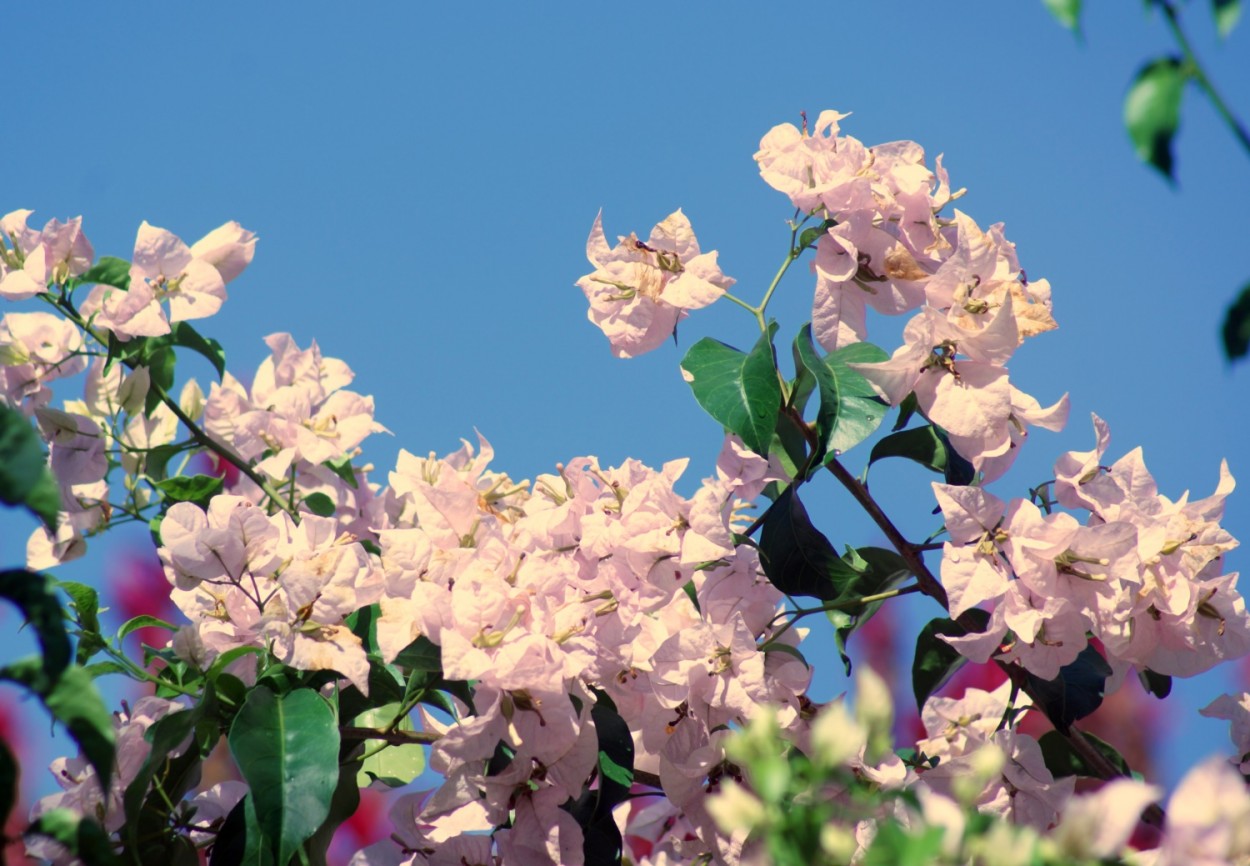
[{"left": 4, "top": 0, "right": 1249, "bottom": 807}]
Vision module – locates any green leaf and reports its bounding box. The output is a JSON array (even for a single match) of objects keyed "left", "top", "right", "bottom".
[
  {"left": 1025, "top": 644, "right": 1112, "bottom": 732},
  {"left": 793, "top": 324, "right": 840, "bottom": 468},
  {"left": 825, "top": 547, "right": 912, "bottom": 674},
  {"left": 796, "top": 218, "right": 836, "bottom": 253},
  {"left": 118, "top": 614, "right": 179, "bottom": 641},
  {"left": 869, "top": 424, "right": 974, "bottom": 485},
  {"left": 1214, "top": 0, "right": 1242, "bottom": 37},
  {"left": 911, "top": 611, "right": 991, "bottom": 711},
  {"left": 143, "top": 344, "right": 177, "bottom": 417},
  {"left": 123, "top": 702, "right": 205, "bottom": 853},
  {"left": 1042, "top": 0, "right": 1082, "bottom": 30},
  {"left": 322, "top": 456, "right": 359, "bottom": 490},
  {"left": 0, "top": 736, "right": 16, "bottom": 831},
  {"left": 0, "top": 569, "right": 72, "bottom": 681},
  {"left": 25, "top": 809, "right": 122, "bottom": 866},
  {"left": 55, "top": 580, "right": 103, "bottom": 664},
  {"left": 0, "top": 403, "right": 61, "bottom": 532},
  {"left": 0, "top": 661, "right": 115, "bottom": 790},
  {"left": 393, "top": 636, "right": 443, "bottom": 672},
  {"left": 824, "top": 341, "right": 890, "bottom": 455},
  {"left": 1137, "top": 667, "right": 1173, "bottom": 699},
  {"left": 759, "top": 486, "right": 859, "bottom": 601},
  {"left": 79, "top": 256, "right": 131, "bottom": 290},
  {"left": 303, "top": 748, "right": 365, "bottom": 866},
  {"left": 1221, "top": 282, "right": 1250, "bottom": 362},
  {"left": 168, "top": 321, "right": 227, "bottom": 381},
  {"left": 155, "top": 473, "right": 224, "bottom": 506},
  {"left": 680, "top": 325, "right": 782, "bottom": 457},
  {"left": 352, "top": 704, "right": 426, "bottom": 788},
  {"left": 302, "top": 491, "right": 337, "bottom": 517},
  {"left": 1124, "top": 56, "right": 1187, "bottom": 180},
  {"left": 228, "top": 686, "right": 340, "bottom": 866},
  {"left": 1037, "top": 729, "right": 1132, "bottom": 779}
]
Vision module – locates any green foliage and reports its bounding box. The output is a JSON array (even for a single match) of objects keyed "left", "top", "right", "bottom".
[
  {"left": 869, "top": 423, "right": 975, "bottom": 485},
  {"left": 826, "top": 547, "right": 912, "bottom": 674},
  {"left": 228, "top": 686, "right": 340, "bottom": 866},
  {"left": 1042, "top": 0, "right": 1082, "bottom": 30},
  {"left": 1214, "top": 0, "right": 1243, "bottom": 37},
  {"left": 0, "top": 403, "right": 62, "bottom": 532},
  {"left": 78, "top": 256, "right": 131, "bottom": 290},
  {"left": 302, "top": 491, "right": 337, "bottom": 517},
  {"left": 1037, "top": 729, "right": 1132, "bottom": 779},
  {"left": 680, "top": 325, "right": 781, "bottom": 457},
  {"left": 911, "top": 611, "right": 991, "bottom": 711},
  {"left": 1025, "top": 644, "right": 1113, "bottom": 732},
  {"left": 792, "top": 326, "right": 889, "bottom": 472},
  {"left": 759, "top": 486, "right": 861, "bottom": 600},
  {"left": 26, "top": 809, "right": 122, "bottom": 866},
  {"left": 1124, "top": 56, "right": 1187, "bottom": 180},
  {"left": 155, "top": 473, "right": 225, "bottom": 507},
  {"left": 351, "top": 703, "right": 426, "bottom": 788}
]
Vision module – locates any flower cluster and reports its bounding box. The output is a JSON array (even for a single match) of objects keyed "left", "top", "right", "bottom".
[{"left": 935, "top": 414, "right": 1244, "bottom": 680}]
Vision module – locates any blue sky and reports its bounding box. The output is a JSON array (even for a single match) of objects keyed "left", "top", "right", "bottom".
[{"left": 4, "top": 0, "right": 1250, "bottom": 807}]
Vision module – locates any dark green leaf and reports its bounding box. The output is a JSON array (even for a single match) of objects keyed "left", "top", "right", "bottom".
[
  {"left": 393, "top": 636, "right": 443, "bottom": 672},
  {"left": 303, "top": 747, "right": 365, "bottom": 866},
  {"left": 0, "top": 569, "right": 71, "bottom": 680},
  {"left": 1215, "top": 0, "right": 1242, "bottom": 37},
  {"left": 680, "top": 325, "right": 782, "bottom": 457},
  {"left": 1042, "top": 0, "right": 1082, "bottom": 30},
  {"left": 825, "top": 547, "right": 912, "bottom": 674},
  {"left": 25, "top": 809, "right": 122, "bottom": 866},
  {"left": 1124, "top": 56, "right": 1187, "bottom": 180},
  {"left": 155, "top": 473, "right": 224, "bottom": 506},
  {"left": 1025, "top": 644, "right": 1112, "bottom": 732},
  {"left": 302, "top": 491, "right": 337, "bottom": 517},
  {"left": 0, "top": 403, "right": 61, "bottom": 532},
  {"left": 912, "top": 611, "right": 992, "bottom": 711},
  {"left": 0, "top": 661, "right": 115, "bottom": 790},
  {"left": 167, "top": 321, "right": 227, "bottom": 381},
  {"left": 1221, "top": 282, "right": 1250, "bottom": 362},
  {"left": 759, "top": 486, "right": 859, "bottom": 601},
  {"left": 1037, "top": 729, "right": 1132, "bottom": 779},
  {"left": 83, "top": 661, "right": 129, "bottom": 679},
  {"left": 793, "top": 324, "right": 840, "bottom": 468},
  {"left": 0, "top": 736, "right": 16, "bottom": 832},
  {"left": 79, "top": 256, "right": 131, "bottom": 290},
  {"left": 143, "top": 345, "right": 177, "bottom": 417},
  {"left": 228, "top": 687, "right": 340, "bottom": 866},
  {"left": 1137, "top": 667, "right": 1173, "bottom": 699},
  {"left": 869, "top": 424, "right": 974, "bottom": 484}
]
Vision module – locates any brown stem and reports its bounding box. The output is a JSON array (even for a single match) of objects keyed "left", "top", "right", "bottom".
[{"left": 340, "top": 726, "right": 441, "bottom": 746}]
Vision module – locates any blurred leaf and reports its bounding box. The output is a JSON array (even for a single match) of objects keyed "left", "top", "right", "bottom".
[
  {"left": 155, "top": 473, "right": 224, "bottom": 507},
  {"left": 229, "top": 686, "right": 339, "bottom": 866},
  {"left": 0, "top": 736, "right": 15, "bottom": 831},
  {"left": 1038, "top": 729, "right": 1132, "bottom": 779},
  {"left": 0, "top": 570, "right": 71, "bottom": 680},
  {"left": 680, "top": 325, "right": 781, "bottom": 457},
  {"left": 0, "top": 661, "right": 115, "bottom": 790},
  {"left": 759, "top": 486, "right": 860, "bottom": 600},
  {"left": 25, "top": 809, "right": 122, "bottom": 866},
  {"left": 302, "top": 492, "right": 336, "bottom": 517},
  {"left": 79, "top": 256, "right": 131, "bottom": 290},
  {"left": 912, "top": 611, "right": 991, "bottom": 711},
  {"left": 1025, "top": 644, "right": 1113, "bottom": 732},
  {"left": 1042, "top": 0, "right": 1082, "bottom": 30},
  {"left": 1124, "top": 56, "right": 1187, "bottom": 180},
  {"left": 0, "top": 403, "right": 61, "bottom": 532},
  {"left": 1221, "top": 282, "right": 1250, "bottom": 361},
  {"left": 1214, "top": 0, "right": 1242, "bottom": 37}
]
